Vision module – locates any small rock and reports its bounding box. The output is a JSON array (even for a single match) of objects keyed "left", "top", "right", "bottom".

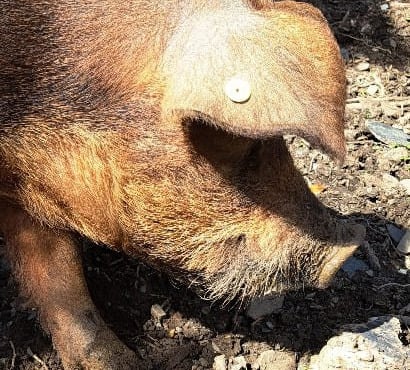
[
  {"left": 386, "top": 224, "right": 405, "bottom": 244},
  {"left": 150, "top": 304, "right": 166, "bottom": 321},
  {"left": 246, "top": 295, "right": 284, "bottom": 320},
  {"left": 382, "top": 147, "right": 409, "bottom": 162},
  {"left": 381, "top": 173, "right": 399, "bottom": 190},
  {"left": 344, "top": 129, "right": 357, "bottom": 141},
  {"left": 341, "top": 257, "right": 369, "bottom": 278},
  {"left": 265, "top": 321, "right": 274, "bottom": 330},
  {"left": 399, "top": 179, "right": 410, "bottom": 195},
  {"left": 213, "top": 354, "right": 227, "bottom": 370},
  {"left": 397, "top": 229, "right": 410, "bottom": 255},
  {"left": 230, "top": 356, "right": 247, "bottom": 370},
  {"left": 367, "top": 121, "right": 410, "bottom": 147},
  {"left": 257, "top": 350, "right": 296, "bottom": 370},
  {"left": 251, "top": 362, "right": 260, "bottom": 370},
  {"left": 405, "top": 256, "right": 410, "bottom": 269},
  {"left": 366, "top": 84, "right": 379, "bottom": 96},
  {"left": 355, "top": 61, "right": 370, "bottom": 71},
  {"left": 380, "top": 3, "right": 389, "bottom": 11}
]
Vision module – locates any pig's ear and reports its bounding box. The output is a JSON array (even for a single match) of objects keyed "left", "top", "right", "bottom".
[{"left": 161, "top": 2, "right": 347, "bottom": 162}]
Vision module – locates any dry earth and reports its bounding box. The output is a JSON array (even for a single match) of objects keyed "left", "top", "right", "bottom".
[{"left": 0, "top": 0, "right": 409, "bottom": 369}]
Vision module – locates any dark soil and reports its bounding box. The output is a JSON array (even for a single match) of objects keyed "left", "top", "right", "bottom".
[{"left": 1, "top": 1, "right": 409, "bottom": 369}]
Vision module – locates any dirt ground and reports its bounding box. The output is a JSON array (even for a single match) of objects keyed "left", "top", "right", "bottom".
[{"left": 0, "top": 1, "right": 409, "bottom": 369}]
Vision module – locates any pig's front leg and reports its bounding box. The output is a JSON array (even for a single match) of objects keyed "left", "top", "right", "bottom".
[{"left": 0, "top": 203, "right": 138, "bottom": 370}]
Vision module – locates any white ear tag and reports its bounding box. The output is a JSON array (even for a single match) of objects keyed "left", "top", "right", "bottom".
[{"left": 224, "top": 77, "right": 251, "bottom": 103}]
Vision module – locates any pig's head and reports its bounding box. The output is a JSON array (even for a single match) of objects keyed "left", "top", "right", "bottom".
[{"left": 127, "top": 0, "right": 365, "bottom": 303}]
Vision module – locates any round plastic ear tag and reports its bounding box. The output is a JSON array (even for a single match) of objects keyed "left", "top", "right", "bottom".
[{"left": 224, "top": 77, "right": 251, "bottom": 103}]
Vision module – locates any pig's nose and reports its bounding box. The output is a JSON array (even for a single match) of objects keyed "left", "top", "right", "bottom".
[
  {"left": 224, "top": 77, "right": 251, "bottom": 103},
  {"left": 317, "top": 224, "right": 366, "bottom": 288}
]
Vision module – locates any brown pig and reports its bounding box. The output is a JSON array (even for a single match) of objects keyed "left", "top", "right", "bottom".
[{"left": 0, "top": 0, "right": 364, "bottom": 369}]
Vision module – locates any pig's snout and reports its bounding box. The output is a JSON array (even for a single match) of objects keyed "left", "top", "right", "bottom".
[
  {"left": 199, "top": 211, "right": 366, "bottom": 303},
  {"left": 162, "top": 3, "right": 347, "bottom": 161},
  {"left": 316, "top": 223, "right": 366, "bottom": 289}
]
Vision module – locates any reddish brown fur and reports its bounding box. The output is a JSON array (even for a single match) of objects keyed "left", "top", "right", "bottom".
[{"left": 0, "top": 1, "right": 364, "bottom": 369}]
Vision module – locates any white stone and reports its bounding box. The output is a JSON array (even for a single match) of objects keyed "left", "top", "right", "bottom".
[
  {"left": 230, "top": 356, "right": 247, "bottom": 370},
  {"left": 366, "top": 85, "right": 379, "bottom": 96},
  {"left": 381, "top": 173, "right": 400, "bottom": 190},
  {"left": 150, "top": 304, "right": 166, "bottom": 321},
  {"left": 224, "top": 77, "right": 251, "bottom": 103},
  {"left": 257, "top": 350, "right": 295, "bottom": 370},
  {"left": 399, "top": 179, "right": 410, "bottom": 195},
  {"left": 355, "top": 61, "right": 370, "bottom": 71},
  {"left": 382, "top": 147, "right": 409, "bottom": 162},
  {"left": 213, "top": 354, "right": 227, "bottom": 370}
]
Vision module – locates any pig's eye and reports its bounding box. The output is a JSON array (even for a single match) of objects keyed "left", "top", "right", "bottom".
[{"left": 224, "top": 77, "right": 251, "bottom": 103}]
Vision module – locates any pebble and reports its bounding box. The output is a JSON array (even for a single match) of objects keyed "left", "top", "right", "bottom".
[
  {"left": 265, "top": 321, "right": 274, "bottom": 330},
  {"left": 381, "top": 173, "right": 399, "bottom": 190},
  {"left": 256, "top": 350, "right": 296, "bottom": 370},
  {"left": 150, "top": 304, "right": 166, "bottom": 321},
  {"left": 397, "top": 229, "right": 410, "bottom": 255},
  {"left": 366, "top": 85, "right": 379, "bottom": 96},
  {"left": 213, "top": 354, "right": 227, "bottom": 370},
  {"left": 380, "top": 3, "right": 389, "bottom": 11},
  {"left": 230, "top": 356, "right": 247, "bottom": 370},
  {"left": 399, "top": 179, "right": 410, "bottom": 195},
  {"left": 382, "top": 147, "right": 409, "bottom": 162},
  {"left": 386, "top": 224, "right": 405, "bottom": 244},
  {"left": 367, "top": 121, "right": 410, "bottom": 147},
  {"left": 405, "top": 256, "right": 410, "bottom": 269},
  {"left": 355, "top": 61, "right": 370, "bottom": 71},
  {"left": 246, "top": 295, "right": 284, "bottom": 320},
  {"left": 341, "top": 257, "right": 369, "bottom": 278},
  {"left": 344, "top": 129, "right": 357, "bottom": 142}
]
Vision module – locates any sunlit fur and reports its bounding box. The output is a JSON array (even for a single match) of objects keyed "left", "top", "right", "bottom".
[{"left": 0, "top": 1, "right": 363, "bottom": 369}]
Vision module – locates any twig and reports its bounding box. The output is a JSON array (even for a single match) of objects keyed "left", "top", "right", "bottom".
[
  {"left": 26, "top": 347, "right": 49, "bottom": 370},
  {"left": 336, "top": 31, "right": 392, "bottom": 54},
  {"left": 376, "top": 283, "right": 410, "bottom": 289},
  {"left": 8, "top": 341, "right": 16, "bottom": 370},
  {"left": 346, "top": 96, "right": 410, "bottom": 104}
]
